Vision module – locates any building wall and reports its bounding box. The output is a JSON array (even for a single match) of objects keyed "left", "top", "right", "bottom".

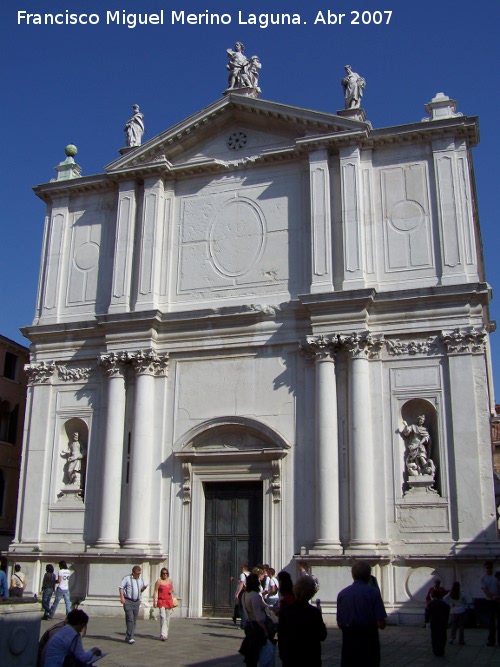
[{"left": 11, "top": 94, "right": 498, "bottom": 622}]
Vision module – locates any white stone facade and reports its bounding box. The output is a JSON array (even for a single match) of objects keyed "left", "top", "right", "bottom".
[{"left": 11, "top": 93, "right": 498, "bottom": 623}]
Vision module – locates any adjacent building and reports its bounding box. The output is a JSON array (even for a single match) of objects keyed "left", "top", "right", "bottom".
[
  {"left": 10, "top": 80, "right": 498, "bottom": 622},
  {"left": 0, "top": 335, "right": 29, "bottom": 551}
]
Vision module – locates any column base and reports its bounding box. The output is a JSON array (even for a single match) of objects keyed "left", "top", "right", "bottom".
[
  {"left": 122, "top": 540, "right": 163, "bottom": 555},
  {"left": 309, "top": 539, "right": 343, "bottom": 555},
  {"left": 89, "top": 540, "right": 121, "bottom": 551},
  {"left": 344, "top": 541, "right": 390, "bottom": 557}
]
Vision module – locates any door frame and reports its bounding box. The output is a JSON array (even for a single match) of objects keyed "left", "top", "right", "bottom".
[{"left": 175, "top": 417, "right": 289, "bottom": 617}]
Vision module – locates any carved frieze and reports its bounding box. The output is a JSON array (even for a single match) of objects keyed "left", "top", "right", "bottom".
[
  {"left": 385, "top": 336, "right": 439, "bottom": 356},
  {"left": 57, "top": 365, "right": 93, "bottom": 382}
]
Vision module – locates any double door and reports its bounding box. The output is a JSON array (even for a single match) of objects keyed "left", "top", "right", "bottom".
[{"left": 203, "top": 481, "right": 263, "bottom": 616}]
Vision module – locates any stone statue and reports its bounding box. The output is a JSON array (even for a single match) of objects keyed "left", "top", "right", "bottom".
[
  {"left": 124, "top": 104, "right": 145, "bottom": 147},
  {"left": 401, "top": 415, "right": 435, "bottom": 476},
  {"left": 61, "top": 431, "right": 86, "bottom": 488},
  {"left": 341, "top": 65, "right": 366, "bottom": 109},
  {"left": 226, "top": 43, "right": 261, "bottom": 95}
]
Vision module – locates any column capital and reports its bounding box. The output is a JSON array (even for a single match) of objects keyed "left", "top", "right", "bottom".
[
  {"left": 129, "top": 349, "right": 169, "bottom": 376},
  {"left": 98, "top": 352, "right": 129, "bottom": 379},
  {"left": 24, "top": 361, "right": 56, "bottom": 385},
  {"left": 340, "top": 331, "right": 383, "bottom": 359},
  {"left": 300, "top": 335, "right": 338, "bottom": 362},
  {"left": 440, "top": 327, "right": 487, "bottom": 355}
]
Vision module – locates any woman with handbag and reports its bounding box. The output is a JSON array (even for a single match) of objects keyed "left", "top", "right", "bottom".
[
  {"left": 10, "top": 564, "right": 26, "bottom": 597},
  {"left": 239, "top": 573, "right": 269, "bottom": 667},
  {"left": 42, "top": 609, "right": 102, "bottom": 667},
  {"left": 153, "top": 567, "right": 176, "bottom": 641}
]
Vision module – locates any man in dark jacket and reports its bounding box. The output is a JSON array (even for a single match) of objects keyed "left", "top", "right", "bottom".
[
  {"left": 337, "top": 561, "right": 387, "bottom": 667},
  {"left": 278, "top": 576, "right": 327, "bottom": 666}
]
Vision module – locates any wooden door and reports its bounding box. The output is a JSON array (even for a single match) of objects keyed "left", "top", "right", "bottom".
[{"left": 203, "top": 481, "right": 263, "bottom": 616}]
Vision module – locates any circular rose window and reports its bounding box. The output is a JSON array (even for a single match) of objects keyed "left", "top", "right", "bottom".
[{"left": 227, "top": 131, "right": 248, "bottom": 150}]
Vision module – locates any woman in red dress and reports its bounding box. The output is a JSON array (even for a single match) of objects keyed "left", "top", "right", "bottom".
[{"left": 153, "top": 568, "right": 175, "bottom": 641}]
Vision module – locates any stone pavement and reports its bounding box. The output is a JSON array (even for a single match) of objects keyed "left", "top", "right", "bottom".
[{"left": 41, "top": 616, "right": 500, "bottom": 666}]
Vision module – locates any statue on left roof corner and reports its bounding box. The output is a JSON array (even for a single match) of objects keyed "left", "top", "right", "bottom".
[{"left": 124, "top": 104, "right": 145, "bottom": 147}]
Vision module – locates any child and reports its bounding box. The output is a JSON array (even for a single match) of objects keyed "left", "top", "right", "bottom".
[{"left": 425, "top": 589, "right": 450, "bottom": 656}]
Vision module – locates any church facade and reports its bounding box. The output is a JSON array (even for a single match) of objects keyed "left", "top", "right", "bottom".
[{"left": 11, "top": 87, "right": 498, "bottom": 622}]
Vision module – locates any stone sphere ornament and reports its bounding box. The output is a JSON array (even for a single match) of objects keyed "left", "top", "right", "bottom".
[{"left": 65, "top": 144, "right": 78, "bottom": 157}]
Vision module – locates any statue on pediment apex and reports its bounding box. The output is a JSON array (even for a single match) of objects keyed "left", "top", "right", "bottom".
[{"left": 226, "top": 42, "right": 261, "bottom": 97}]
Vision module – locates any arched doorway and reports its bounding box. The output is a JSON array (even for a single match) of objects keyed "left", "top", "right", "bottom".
[{"left": 174, "top": 417, "right": 289, "bottom": 617}]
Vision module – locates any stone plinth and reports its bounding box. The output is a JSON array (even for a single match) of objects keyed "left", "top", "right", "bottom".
[{"left": 0, "top": 599, "right": 41, "bottom": 666}]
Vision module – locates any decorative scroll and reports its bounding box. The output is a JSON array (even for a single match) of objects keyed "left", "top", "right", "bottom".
[
  {"left": 182, "top": 462, "right": 192, "bottom": 504},
  {"left": 271, "top": 459, "right": 281, "bottom": 503}
]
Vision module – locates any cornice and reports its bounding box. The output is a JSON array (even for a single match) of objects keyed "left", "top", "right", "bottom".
[{"left": 33, "top": 174, "right": 116, "bottom": 202}]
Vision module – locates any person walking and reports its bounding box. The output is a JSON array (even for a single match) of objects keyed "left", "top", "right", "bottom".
[
  {"left": 153, "top": 567, "right": 175, "bottom": 641},
  {"left": 444, "top": 581, "right": 468, "bottom": 645},
  {"left": 278, "top": 576, "right": 327, "bottom": 667},
  {"left": 41, "top": 564, "right": 57, "bottom": 620},
  {"left": 480, "top": 560, "right": 500, "bottom": 646},
  {"left": 119, "top": 565, "right": 148, "bottom": 644},
  {"left": 337, "top": 561, "right": 387, "bottom": 667},
  {"left": 50, "top": 561, "right": 72, "bottom": 617},
  {"left": 425, "top": 589, "right": 450, "bottom": 656}
]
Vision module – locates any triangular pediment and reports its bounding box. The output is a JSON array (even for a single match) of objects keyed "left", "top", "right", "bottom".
[{"left": 105, "top": 94, "right": 370, "bottom": 174}]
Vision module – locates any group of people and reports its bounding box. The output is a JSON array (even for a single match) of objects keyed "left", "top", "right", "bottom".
[
  {"left": 234, "top": 559, "right": 387, "bottom": 667},
  {"left": 424, "top": 561, "right": 500, "bottom": 657}
]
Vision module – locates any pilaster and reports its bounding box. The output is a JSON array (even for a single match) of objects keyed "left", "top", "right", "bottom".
[
  {"left": 109, "top": 181, "right": 138, "bottom": 313},
  {"left": 309, "top": 150, "right": 334, "bottom": 294}
]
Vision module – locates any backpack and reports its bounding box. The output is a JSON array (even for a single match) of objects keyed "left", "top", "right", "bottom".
[{"left": 37, "top": 621, "right": 65, "bottom": 667}]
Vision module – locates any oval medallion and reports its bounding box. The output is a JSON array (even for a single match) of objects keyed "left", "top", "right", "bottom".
[{"left": 209, "top": 199, "right": 265, "bottom": 277}]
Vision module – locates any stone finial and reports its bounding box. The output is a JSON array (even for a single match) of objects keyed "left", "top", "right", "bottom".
[
  {"left": 224, "top": 42, "right": 261, "bottom": 98},
  {"left": 423, "top": 92, "right": 463, "bottom": 122},
  {"left": 52, "top": 144, "right": 82, "bottom": 181}
]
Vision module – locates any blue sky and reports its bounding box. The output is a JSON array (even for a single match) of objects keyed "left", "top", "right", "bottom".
[{"left": 1, "top": 0, "right": 499, "bottom": 396}]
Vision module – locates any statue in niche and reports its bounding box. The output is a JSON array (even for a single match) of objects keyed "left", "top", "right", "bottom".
[
  {"left": 226, "top": 42, "right": 261, "bottom": 94},
  {"left": 124, "top": 104, "right": 145, "bottom": 147},
  {"left": 400, "top": 415, "right": 436, "bottom": 477},
  {"left": 341, "top": 65, "right": 366, "bottom": 109},
  {"left": 61, "top": 431, "right": 86, "bottom": 491}
]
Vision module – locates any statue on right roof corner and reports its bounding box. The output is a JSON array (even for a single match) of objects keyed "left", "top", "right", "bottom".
[{"left": 341, "top": 65, "right": 366, "bottom": 109}]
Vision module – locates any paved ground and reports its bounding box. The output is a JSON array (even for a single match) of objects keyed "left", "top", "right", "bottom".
[{"left": 41, "top": 615, "right": 500, "bottom": 666}]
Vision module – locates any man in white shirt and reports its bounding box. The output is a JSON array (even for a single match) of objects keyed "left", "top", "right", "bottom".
[
  {"left": 119, "top": 565, "right": 148, "bottom": 644},
  {"left": 50, "top": 560, "right": 72, "bottom": 617}
]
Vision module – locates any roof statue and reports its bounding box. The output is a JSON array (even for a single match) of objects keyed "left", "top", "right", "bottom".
[
  {"left": 124, "top": 104, "right": 145, "bottom": 147},
  {"left": 225, "top": 42, "right": 261, "bottom": 99},
  {"left": 341, "top": 65, "right": 366, "bottom": 109}
]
